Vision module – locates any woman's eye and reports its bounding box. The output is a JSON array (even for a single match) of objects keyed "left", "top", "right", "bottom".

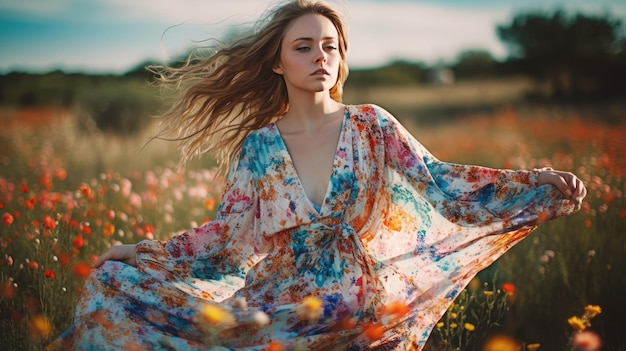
[
  {"left": 296, "top": 47, "right": 310, "bottom": 52},
  {"left": 325, "top": 45, "right": 337, "bottom": 51}
]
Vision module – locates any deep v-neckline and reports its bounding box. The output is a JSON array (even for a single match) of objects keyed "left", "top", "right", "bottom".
[{"left": 273, "top": 106, "right": 348, "bottom": 215}]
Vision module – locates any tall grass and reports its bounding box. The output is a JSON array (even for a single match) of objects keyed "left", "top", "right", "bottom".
[{"left": 1, "top": 98, "right": 624, "bottom": 350}]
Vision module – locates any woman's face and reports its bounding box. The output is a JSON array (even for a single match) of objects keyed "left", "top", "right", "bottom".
[{"left": 274, "top": 14, "right": 341, "bottom": 96}]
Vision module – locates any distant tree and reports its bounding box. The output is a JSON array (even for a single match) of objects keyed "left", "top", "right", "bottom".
[
  {"left": 451, "top": 49, "right": 497, "bottom": 80},
  {"left": 497, "top": 10, "right": 625, "bottom": 99}
]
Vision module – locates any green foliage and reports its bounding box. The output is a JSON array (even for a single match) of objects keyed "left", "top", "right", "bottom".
[
  {"left": 452, "top": 50, "right": 497, "bottom": 80},
  {"left": 0, "top": 72, "right": 163, "bottom": 135},
  {"left": 346, "top": 60, "right": 430, "bottom": 87}
]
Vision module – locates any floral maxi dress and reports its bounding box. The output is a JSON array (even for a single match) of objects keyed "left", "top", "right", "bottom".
[{"left": 49, "top": 104, "right": 578, "bottom": 350}]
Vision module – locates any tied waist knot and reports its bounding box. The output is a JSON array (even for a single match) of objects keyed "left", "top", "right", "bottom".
[{"left": 270, "top": 217, "right": 356, "bottom": 250}]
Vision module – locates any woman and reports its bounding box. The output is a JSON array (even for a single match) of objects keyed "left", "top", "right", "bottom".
[{"left": 49, "top": 0, "right": 586, "bottom": 350}]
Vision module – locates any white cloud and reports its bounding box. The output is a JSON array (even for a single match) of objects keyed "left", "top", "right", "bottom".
[{"left": 345, "top": 2, "right": 510, "bottom": 66}]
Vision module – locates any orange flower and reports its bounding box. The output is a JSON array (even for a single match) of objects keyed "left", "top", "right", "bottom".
[
  {"left": 42, "top": 215, "right": 56, "bottom": 230},
  {"left": 365, "top": 323, "right": 385, "bottom": 340},
  {"left": 381, "top": 301, "right": 410, "bottom": 319},
  {"left": 204, "top": 198, "right": 216, "bottom": 211},
  {"left": 266, "top": 341, "right": 284, "bottom": 351},
  {"left": 2, "top": 213, "right": 13, "bottom": 226},
  {"left": 73, "top": 262, "right": 92, "bottom": 278},
  {"left": 103, "top": 222, "right": 115, "bottom": 237},
  {"left": 28, "top": 260, "right": 39, "bottom": 270}
]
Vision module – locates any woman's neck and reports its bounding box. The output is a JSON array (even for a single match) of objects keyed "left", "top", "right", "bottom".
[{"left": 279, "top": 93, "right": 344, "bottom": 134}]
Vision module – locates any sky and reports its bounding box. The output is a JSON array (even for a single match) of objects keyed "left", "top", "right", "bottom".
[{"left": 1, "top": 0, "right": 625, "bottom": 74}]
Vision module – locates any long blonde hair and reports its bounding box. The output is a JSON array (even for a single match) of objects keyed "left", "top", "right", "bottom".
[{"left": 149, "top": 0, "right": 349, "bottom": 172}]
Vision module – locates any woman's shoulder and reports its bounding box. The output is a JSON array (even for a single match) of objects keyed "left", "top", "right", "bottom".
[
  {"left": 241, "top": 122, "right": 280, "bottom": 149},
  {"left": 346, "top": 103, "right": 392, "bottom": 123}
]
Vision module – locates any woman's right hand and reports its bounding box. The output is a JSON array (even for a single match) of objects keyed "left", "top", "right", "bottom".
[{"left": 92, "top": 244, "right": 137, "bottom": 268}]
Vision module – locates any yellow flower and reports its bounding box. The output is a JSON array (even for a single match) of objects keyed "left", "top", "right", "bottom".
[
  {"left": 296, "top": 296, "right": 323, "bottom": 322},
  {"left": 567, "top": 316, "right": 588, "bottom": 331},
  {"left": 484, "top": 291, "right": 494, "bottom": 297},
  {"left": 450, "top": 323, "right": 458, "bottom": 328},
  {"left": 526, "top": 343, "right": 541, "bottom": 351},
  {"left": 464, "top": 323, "right": 475, "bottom": 331},
  {"left": 450, "top": 313, "right": 458, "bottom": 319},
  {"left": 436, "top": 322, "right": 444, "bottom": 328},
  {"left": 584, "top": 305, "right": 602, "bottom": 318},
  {"left": 29, "top": 315, "right": 53, "bottom": 337},
  {"left": 468, "top": 277, "right": 480, "bottom": 291},
  {"left": 199, "top": 303, "right": 235, "bottom": 325}
]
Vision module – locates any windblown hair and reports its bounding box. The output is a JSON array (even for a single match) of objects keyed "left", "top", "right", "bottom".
[{"left": 149, "top": 0, "right": 349, "bottom": 172}]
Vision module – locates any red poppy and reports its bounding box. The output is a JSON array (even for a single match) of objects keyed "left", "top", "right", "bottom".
[
  {"left": 55, "top": 168, "right": 67, "bottom": 181},
  {"left": 73, "top": 236, "right": 84, "bottom": 249},
  {"left": 501, "top": 282, "right": 517, "bottom": 304},
  {"left": 44, "top": 269, "right": 55, "bottom": 279},
  {"left": 2, "top": 213, "right": 13, "bottom": 226},
  {"left": 21, "top": 184, "right": 29, "bottom": 193},
  {"left": 105, "top": 209, "right": 115, "bottom": 220},
  {"left": 144, "top": 224, "right": 155, "bottom": 235},
  {"left": 39, "top": 175, "right": 53, "bottom": 190},
  {"left": 79, "top": 184, "right": 94, "bottom": 199},
  {"left": 73, "top": 262, "right": 92, "bottom": 278},
  {"left": 1, "top": 281, "right": 16, "bottom": 299},
  {"left": 81, "top": 224, "right": 91, "bottom": 235},
  {"left": 501, "top": 282, "right": 516, "bottom": 294},
  {"left": 42, "top": 215, "right": 56, "bottom": 230},
  {"left": 28, "top": 261, "right": 39, "bottom": 270},
  {"left": 25, "top": 197, "right": 37, "bottom": 210},
  {"left": 59, "top": 253, "right": 70, "bottom": 266}
]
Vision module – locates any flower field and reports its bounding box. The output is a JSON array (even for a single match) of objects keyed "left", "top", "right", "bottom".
[{"left": 1, "top": 103, "right": 624, "bottom": 350}]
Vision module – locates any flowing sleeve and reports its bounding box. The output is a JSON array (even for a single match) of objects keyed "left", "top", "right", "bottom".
[
  {"left": 356, "top": 104, "right": 581, "bottom": 349},
  {"left": 134, "top": 141, "right": 261, "bottom": 294},
  {"left": 376, "top": 104, "right": 578, "bottom": 230}
]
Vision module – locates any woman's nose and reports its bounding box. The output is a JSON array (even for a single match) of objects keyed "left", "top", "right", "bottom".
[{"left": 314, "top": 48, "right": 327, "bottom": 63}]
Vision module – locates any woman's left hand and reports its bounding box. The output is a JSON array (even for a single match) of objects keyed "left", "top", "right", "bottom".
[{"left": 537, "top": 169, "right": 587, "bottom": 205}]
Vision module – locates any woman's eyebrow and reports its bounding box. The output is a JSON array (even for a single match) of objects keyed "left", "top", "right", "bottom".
[{"left": 292, "top": 36, "right": 337, "bottom": 43}]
